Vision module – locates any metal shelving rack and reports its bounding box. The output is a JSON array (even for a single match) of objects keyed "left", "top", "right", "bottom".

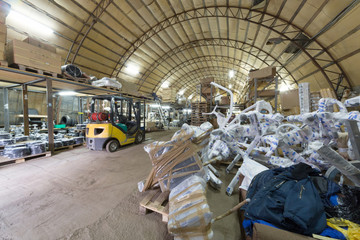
[{"left": 0, "top": 66, "right": 150, "bottom": 155}]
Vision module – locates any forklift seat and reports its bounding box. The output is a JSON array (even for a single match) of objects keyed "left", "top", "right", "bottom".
[{"left": 127, "top": 122, "right": 138, "bottom": 135}]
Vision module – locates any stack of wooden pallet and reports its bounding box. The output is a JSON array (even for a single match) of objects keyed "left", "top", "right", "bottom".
[{"left": 191, "top": 102, "right": 208, "bottom": 126}]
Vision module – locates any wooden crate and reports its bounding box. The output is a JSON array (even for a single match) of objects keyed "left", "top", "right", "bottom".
[
  {"left": 5, "top": 39, "right": 62, "bottom": 75},
  {"left": 191, "top": 103, "right": 208, "bottom": 126},
  {"left": 139, "top": 188, "right": 169, "bottom": 222}
]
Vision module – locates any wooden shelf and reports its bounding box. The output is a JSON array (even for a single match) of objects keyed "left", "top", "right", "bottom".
[{"left": 0, "top": 66, "right": 150, "bottom": 99}]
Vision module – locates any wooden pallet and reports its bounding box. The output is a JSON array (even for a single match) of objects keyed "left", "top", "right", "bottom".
[
  {"left": 0, "top": 151, "right": 51, "bottom": 166},
  {"left": 62, "top": 72, "right": 89, "bottom": 83},
  {"left": 139, "top": 188, "right": 170, "bottom": 222},
  {"left": 100, "top": 86, "right": 121, "bottom": 91},
  {"left": 54, "top": 143, "right": 84, "bottom": 151},
  {"left": 11, "top": 64, "right": 58, "bottom": 77}
]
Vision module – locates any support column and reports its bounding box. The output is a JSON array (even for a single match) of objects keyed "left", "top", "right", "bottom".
[
  {"left": 254, "top": 78, "right": 258, "bottom": 104},
  {"left": 3, "top": 88, "right": 9, "bottom": 132},
  {"left": 274, "top": 76, "right": 279, "bottom": 113},
  {"left": 78, "top": 97, "right": 83, "bottom": 124},
  {"left": 22, "top": 84, "right": 29, "bottom": 136},
  {"left": 46, "top": 78, "right": 54, "bottom": 155}
]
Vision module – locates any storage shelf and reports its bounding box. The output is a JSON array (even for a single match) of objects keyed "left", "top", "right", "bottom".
[{"left": 0, "top": 66, "right": 150, "bottom": 99}]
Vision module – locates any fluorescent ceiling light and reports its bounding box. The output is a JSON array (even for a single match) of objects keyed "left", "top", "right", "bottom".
[
  {"left": 229, "top": 70, "right": 235, "bottom": 78},
  {"left": 162, "top": 106, "right": 171, "bottom": 109},
  {"left": 279, "top": 85, "right": 289, "bottom": 92},
  {"left": 58, "top": 91, "right": 77, "bottom": 96},
  {"left": 125, "top": 63, "right": 140, "bottom": 75},
  {"left": 228, "top": 84, "right": 232, "bottom": 89},
  {"left": 161, "top": 81, "right": 169, "bottom": 88},
  {"left": 149, "top": 104, "right": 160, "bottom": 108},
  {"left": 178, "top": 89, "right": 185, "bottom": 95},
  {"left": 8, "top": 10, "right": 54, "bottom": 35}
]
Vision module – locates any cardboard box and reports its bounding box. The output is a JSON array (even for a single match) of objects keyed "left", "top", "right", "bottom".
[
  {"left": 249, "top": 66, "right": 276, "bottom": 80},
  {"left": 5, "top": 39, "right": 61, "bottom": 74},
  {"left": 200, "top": 77, "right": 214, "bottom": 85},
  {"left": 157, "top": 88, "right": 177, "bottom": 102},
  {"left": 220, "top": 96, "right": 230, "bottom": 105},
  {"left": 23, "top": 37, "right": 56, "bottom": 53},
  {"left": 252, "top": 223, "right": 315, "bottom": 240},
  {"left": 250, "top": 89, "right": 276, "bottom": 98},
  {"left": 0, "top": 1, "right": 10, "bottom": 24},
  {"left": 282, "top": 106, "right": 300, "bottom": 116},
  {"left": 280, "top": 89, "right": 299, "bottom": 110},
  {"left": 0, "top": 23, "right": 6, "bottom": 60},
  {"left": 201, "top": 86, "right": 212, "bottom": 94}
]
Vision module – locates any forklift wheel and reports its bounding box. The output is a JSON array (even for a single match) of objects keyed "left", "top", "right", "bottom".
[
  {"left": 106, "top": 139, "right": 119, "bottom": 153},
  {"left": 135, "top": 131, "right": 144, "bottom": 144}
]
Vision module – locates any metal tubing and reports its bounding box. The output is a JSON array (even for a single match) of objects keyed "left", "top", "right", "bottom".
[
  {"left": 22, "top": 84, "right": 29, "bottom": 136},
  {"left": 46, "top": 78, "right": 54, "bottom": 155},
  {"left": 3, "top": 88, "right": 9, "bottom": 132}
]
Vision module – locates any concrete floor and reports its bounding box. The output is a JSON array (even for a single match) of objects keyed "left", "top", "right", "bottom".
[{"left": 0, "top": 129, "right": 240, "bottom": 240}]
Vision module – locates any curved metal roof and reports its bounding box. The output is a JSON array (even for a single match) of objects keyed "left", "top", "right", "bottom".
[{"left": 5, "top": 0, "right": 360, "bottom": 101}]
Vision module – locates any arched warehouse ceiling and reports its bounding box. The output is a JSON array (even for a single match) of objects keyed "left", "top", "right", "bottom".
[{"left": 4, "top": 0, "right": 360, "bottom": 101}]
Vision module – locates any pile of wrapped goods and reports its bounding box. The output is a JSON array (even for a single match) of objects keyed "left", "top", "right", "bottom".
[
  {"left": 91, "top": 77, "right": 122, "bottom": 89},
  {"left": 140, "top": 81, "right": 360, "bottom": 240},
  {"left": 168, "top": 175, "right": 213, "bottom": 240}
]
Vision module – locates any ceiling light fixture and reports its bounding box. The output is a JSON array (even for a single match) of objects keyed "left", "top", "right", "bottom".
[
  {"left": 229, "top": 70, "right": 235, "bottom": 78},
  {"left": 125, "top": 63, "right": 140, "bottom": 75},
  {"left": 179, "top": 89, "right": 185, "bottom": 95},
  {"left": 8, "top": 10, "right": 54, "bottom": 35},
  {"left": 161, "top": 81, "right": 169, "bottom": 88},
  {"left": 228, "top": 84, "right": 232, "bottom": 89},
  {"left": 279, "top": 85, "right": 289, "bottom": 92},
  {"left": 58, "top": 91, "right": 77, "bottom": 96}
]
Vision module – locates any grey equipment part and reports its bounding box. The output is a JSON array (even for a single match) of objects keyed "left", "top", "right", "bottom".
[
  {"left": 316, "top": 144, "right": 360, "bottom": 187},
  {"left": 325, "top": 161, "right": 360, "bottom": 181},
  {"left": 226, "top": 153, "right": 242, "bottom": 174},
  {"left": 345, "top": 120, "right": 360, "bottom": 160}
]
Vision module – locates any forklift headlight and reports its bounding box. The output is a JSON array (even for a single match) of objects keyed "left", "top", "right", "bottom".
[{"left": 94, "top": 128, "right": 104, "bottom": 135}]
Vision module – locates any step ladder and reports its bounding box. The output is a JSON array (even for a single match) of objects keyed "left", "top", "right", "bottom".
[{"left": 155, "top": 99, "right": 170, "bottom": 130}]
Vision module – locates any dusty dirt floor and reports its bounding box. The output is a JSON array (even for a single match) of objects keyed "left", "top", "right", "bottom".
[{"left": 0, "top": 129, "right": 241, "bottom": 240}]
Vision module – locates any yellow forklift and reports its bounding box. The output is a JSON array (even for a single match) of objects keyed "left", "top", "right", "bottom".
[{"left": 85, "top": 95, "right": 145, "bottom": 152}]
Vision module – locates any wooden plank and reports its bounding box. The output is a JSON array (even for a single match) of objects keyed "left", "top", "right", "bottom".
[
  {"left": 140, "top": 190, "right": 159, "bottom": 207},
  {"left": 153, "top": 191, "right": 169, "bottom": 206},
  {"left": 0, "top": 151, "right": 51, "bottom": 165},
  {"left": 139, "top": 188, "right": 169, "bottom": 222}
]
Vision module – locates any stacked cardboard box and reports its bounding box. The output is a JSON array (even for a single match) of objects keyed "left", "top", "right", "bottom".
[
  {"left": 158, "top": 88, "right": 177, "bottom": 102},
  {"left": 248, "top": 66, "right": 276, "bottom": 80},
  {"left": 6, "top": 39, "right": 62, "bottom": 74},
  {"left": 280, "top": 89, "right": 300, "bottom": 116},
  {"left": 200, "top": 77, "right": 213, "bottom": 95},
  {"left": 23, "top": 37, "right": 56, "bottom": 53},
  {"left": 0, "top": 1, "right": 10, "bottom": 62}
]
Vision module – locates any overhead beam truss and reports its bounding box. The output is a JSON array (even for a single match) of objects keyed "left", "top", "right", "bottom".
[{"left": 112, "top": 6, "right": 351, "bottom": 98}]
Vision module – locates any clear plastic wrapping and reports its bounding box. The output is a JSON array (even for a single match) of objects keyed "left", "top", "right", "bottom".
[
  {"left": 91, "top": 77, "right": 122, "bottom": 89},
  {"left": 142, "top": 127, "right": 204, "bottom": 192},
  {"left": 168, "top": 175, "right": 213, "bottom": 240}
]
